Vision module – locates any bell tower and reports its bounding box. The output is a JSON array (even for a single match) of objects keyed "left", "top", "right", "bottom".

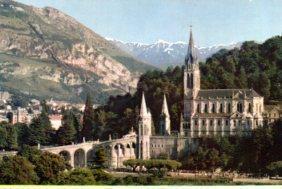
[
  {"left": 183, "top": 26, "right": 200, "bottom": 136},
  {"left": 138, "top": 92, "right": 152, "bottom": 159}
]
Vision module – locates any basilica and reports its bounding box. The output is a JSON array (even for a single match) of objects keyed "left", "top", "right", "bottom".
[
  {"left": 42, "top": 29, "right": 265, "bottom": 168},
  {"left": 137, "top": 29, "right": 264, "bottom": 160}
]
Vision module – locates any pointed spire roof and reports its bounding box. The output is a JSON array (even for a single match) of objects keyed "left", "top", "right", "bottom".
[
  {"left": 161, "top": 94, "right": 170, "bottom": 117},
  {"left": 185, "top": 26, "right": 198, "bottom": 65},
  {"left": 140, "top": 92, "right": 148, "bottom": 117}
]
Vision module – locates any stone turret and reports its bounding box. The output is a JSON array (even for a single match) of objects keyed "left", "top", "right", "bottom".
[
  {"left": 159, "top": 94, "right": 171, "bottom": 135},
  {"left": 138, "top": 92, "right": 152, "bottom": 159}
]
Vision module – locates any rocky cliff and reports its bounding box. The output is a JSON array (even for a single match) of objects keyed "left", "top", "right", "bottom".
[{"left": 0, "top": 0, "right": 154, "bottom": 103}]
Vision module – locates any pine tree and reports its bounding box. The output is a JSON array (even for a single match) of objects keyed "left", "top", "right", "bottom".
[
  {"left": 27, "top": 101, "right": 53, "bottom": 145},
  {"left": 56, "top": 110, "right": 76, "bottom": 145},
  {"left": 81, "top": 94, "right": 94, "bottom": 141}
]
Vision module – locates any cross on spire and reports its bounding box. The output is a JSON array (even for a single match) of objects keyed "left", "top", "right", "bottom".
[{"left": 185, "top": 25, "right": 198, "bottom": 65}]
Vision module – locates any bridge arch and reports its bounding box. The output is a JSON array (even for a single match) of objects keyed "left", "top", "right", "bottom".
[
  {"left": 74, "top": 148, "right": 86, "bottom": 168},
  {"left": 59, "top": 150, "right": 71, "bottom": 161}
]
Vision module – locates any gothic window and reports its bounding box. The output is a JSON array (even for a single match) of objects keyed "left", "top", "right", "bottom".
[
  {"left": 195, "top": 119, "right": 198, "bottom": 126},
  {"left": 248, "top": 103, "right": 252, "bottom": 113},
  {"left": 228, "top": 103, "right": 231, "bottom": 113},
  {"left": 210, "top": 120, "right": 213, "bottom": 126},
  {"left": 212, "top": 103, "right": 215, "bottom": 113},
  {"left": 225, "top": 120, "right": 229, "bottom": 126},
  {"left": 197, "top": 104, "right": 200, "bottom": 113},
  {"left": 220, "top": 103, "right": 223, "bottom": 113},
  {"left": 217, "top": 119, "right": 221, "bottom": 126},
  {"left": 237, "top": 102, "right": 243, "bottom": 113},
  {"left": 204, "top": 104, "right": 208, "bottom": 113},
  {"left": 203, "top": 119, "right": 206, "bottom": 125}
]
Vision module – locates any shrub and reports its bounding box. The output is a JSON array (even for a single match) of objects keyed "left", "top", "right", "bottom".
[
  {"left": 266, "top": 161, "right": 282, "bottom": 177},
  {"left": 58, "top": 168, "right": 95, "bottom": 185},
  {"left": 0, "top": 156, "right": 38, "bottom": 184}
]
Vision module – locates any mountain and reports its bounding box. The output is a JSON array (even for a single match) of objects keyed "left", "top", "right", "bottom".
[
  {"left": 108, "top": 39, "right": 241, "bottom": 69},
  {"left": 0, "top": 0, "right": 155, "bottom": 103}
]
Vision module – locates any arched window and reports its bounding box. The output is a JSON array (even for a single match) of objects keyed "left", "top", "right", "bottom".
[
  {"left": 197, "top": 104, "right": 200, "bottom": 113},
  {"left": 227, "top": 103, "right": 231, "bottom": 113},
  {"left": 217, "top": 119, "right": 221, "bottom": 126},
  {"left": 212, "top": 103, "right": 215, "bottom": 113},
  {"left": 204, "top": 104, "right": 208, "bottom": 113},
  {"left": 248, "top": 103, "right": 252, "bottom": 113},
  {"left": 219, "top": 103, "right": 223, "bottom": 113},
  {"left": 210, "top": 120, "right": 213, "bottom": 126},
  {"left": 237, "top": 102, "right": 243, "bottom": 113}
]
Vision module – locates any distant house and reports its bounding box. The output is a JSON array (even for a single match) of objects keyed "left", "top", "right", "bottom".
[{"left": 49, "top": 114, "right": 62, "bottom": 130}]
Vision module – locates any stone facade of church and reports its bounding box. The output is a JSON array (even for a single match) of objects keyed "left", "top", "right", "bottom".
[{"left": 137, "top": 29, "right": 264, "bottom": 160}]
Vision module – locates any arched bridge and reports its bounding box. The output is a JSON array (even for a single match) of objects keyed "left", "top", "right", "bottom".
[{"left": 41, "top": 130, "right": 138, "bottom": 168}]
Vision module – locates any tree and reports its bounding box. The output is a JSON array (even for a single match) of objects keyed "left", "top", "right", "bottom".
[
  {"left": 5, "top": 124, "right": 17, "bottom": 150},
  {"left": 56, "top": 110, "right": 76, "bottom": 145},
  {"left": 0, "top": 124, "right": 7, "bottom": 149},
  {"left": 266, "top": 161, "right": 282, "bottom": 177},
  {"left": 19, "top": 146, "right": 70, "bottom": 184},
  {"left": 0, "top": 156, "right": 38, "bottom": 184},
  {"left": 27, "top": 104, "right": 54, "bottom": 145},
  {"left": 258, "top": 72, "right": 271, "bottom": 100},
  {"left": 206, "top": 148, "right": 220, "bottom": 172},
  {"left": 236, "top": 67, "right": 248, "bottom": 88},
  {"left": 94, "top": 148, "right": 106, "bottom": 168},
  {"left": 81, "top": 94, "right": 95, "bottom": 141},
  {"left": 58, "top": 168, "right": 95, "bottom": 185}
]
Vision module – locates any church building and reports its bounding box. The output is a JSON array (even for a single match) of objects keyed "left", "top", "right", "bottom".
[{"left": 137, "top": 28, "right": 264, "bottom": 159}]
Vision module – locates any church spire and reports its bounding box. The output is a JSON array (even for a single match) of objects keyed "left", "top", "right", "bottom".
[
  {"left": 140, "top": 92, "right": 148, "bottom": 117},
  {"left": 159, "top": 94, "right": 171, "bottom": 135},
  {"left": 185, "top": 26, "right": 198, "bottom": 65},
  {"left": 161, "top": 94, "right": 170, "bottom": 118}
]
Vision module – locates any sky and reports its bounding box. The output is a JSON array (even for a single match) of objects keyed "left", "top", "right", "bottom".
[{"left": 17, "top": 0, "right": 282, "bottom": 47}]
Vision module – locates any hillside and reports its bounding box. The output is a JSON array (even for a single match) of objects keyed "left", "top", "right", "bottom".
[
  {"left": 109, "top": 38, "right": 241, "bottom": 69},
  {"left": 0, "top": 0, "right": 155, "bottom": 103}
]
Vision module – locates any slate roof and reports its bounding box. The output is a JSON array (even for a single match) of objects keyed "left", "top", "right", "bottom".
[{"left": 196, "top": 89, "right": 261, "bottom": 99}]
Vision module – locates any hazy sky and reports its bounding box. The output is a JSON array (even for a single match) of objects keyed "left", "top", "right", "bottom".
[{"left": 17, "top": 0, "right": 282, "bottom": 47}]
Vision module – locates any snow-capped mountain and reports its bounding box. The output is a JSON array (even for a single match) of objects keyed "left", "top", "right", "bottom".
[{"left": 108, "top": 38, "right": 241, "bottom": 69}]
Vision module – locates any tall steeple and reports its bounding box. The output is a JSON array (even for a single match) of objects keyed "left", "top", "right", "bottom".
[
  {"left": 161, "top": 94, "right": 170, "bottom": 118},
  {"left": 138, "top": 91, "right": 152, "bottom": 160},
  {"left": 159, "top": 94, "right": 171, "bottom": 135},
  {"left": 140, "top": 92, "right": 148, "bottom": 117},
  {"left": 183, "top": 26, "right": 201, "bottom": 137},
  {"left": 185, "top": 26, "right": 198, "bottom": 66}
]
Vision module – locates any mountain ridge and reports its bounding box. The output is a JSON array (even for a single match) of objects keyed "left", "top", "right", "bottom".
[
  {"left": 0, "top": 0, "right": 155, "bottom": 103},
  {"left": 108, "top": 38, "right": 241, "bottom": 69}
]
